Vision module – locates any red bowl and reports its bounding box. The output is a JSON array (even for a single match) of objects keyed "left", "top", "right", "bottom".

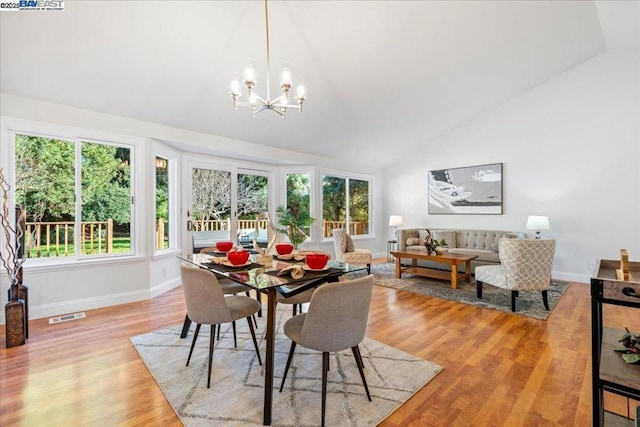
[
  {"left": 227, "top": 250, "right": 250, "bottom": 265},
  {"left": 276, "top": 243, "right": 294, "bottom": 255},
  {"left": 305, "top": 253, "right": 329, "bottom": 270},
  {"left": 215, "top": 241, "right": 233, "bottom": 252}
]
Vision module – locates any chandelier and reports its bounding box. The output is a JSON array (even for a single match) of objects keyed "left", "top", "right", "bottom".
[{"left": 229, "top": 0, "right": 306, "bottom": 119}]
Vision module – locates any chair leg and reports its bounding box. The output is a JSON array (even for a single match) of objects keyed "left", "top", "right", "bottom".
[
  {"left": 245, "top": 292, "right": 259, "bottom": 328},
  {"left": 321, "top": 352, "right": 329, "bottom": 426},
  {"left": 352, "top": 345, "right": 371, "bottom": 401},
  {"left": 247, "top": 316, "right": 262, "bottom": 366},
  {"left": 367, "top": 264, "right": 371, "bottom": 274},
  {"left": 279, "top": 341, "right": 297, "bottom": 392},
  {"left": 510, "top": 290, "right": 517, "bottom": 312},
  {"left": 476, "top": 281, "right": 483, "bottom": 299},
  {"left": 232, "top": 321, "right": 237, "bottom": 348},
  {"left": 292, "top": 304, "right": 297, "bottom": 316},
  {"left": 542, "top": 290, "right": 550, "bottom": 310},
  {"left": 186, "top": 323, "right": 201, "bottom": 366},
  {"left": 217, "top": 322, "right": 221, "bottom": 340},
  {"left": 207, "top": 324, "right": 215, "bottom": 388}
]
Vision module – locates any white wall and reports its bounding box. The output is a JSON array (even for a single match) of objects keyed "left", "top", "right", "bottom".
[
  {"left": 0, "top": 94, "right": 384, "bottom": 322},
  {"left": 384, "top": 49, "right": 640, "bottom": 283}
]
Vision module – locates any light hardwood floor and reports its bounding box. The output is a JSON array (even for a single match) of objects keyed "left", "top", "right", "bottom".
[{"left": 1, "top": 262, "right": 638, "bottom": 426}]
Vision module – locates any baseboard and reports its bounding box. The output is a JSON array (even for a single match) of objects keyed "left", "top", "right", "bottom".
[
  {"left": 0, "top": 278, "right": 184, "bottom": 325},
  {"left": 150, "top": 277, "right": 181, "bottom": 299},
  {"left": 552, "top": 270, "right": 590, "bottom": 285}
]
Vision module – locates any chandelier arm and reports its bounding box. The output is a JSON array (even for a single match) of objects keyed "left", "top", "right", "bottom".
[
  {"left": 251, "top": 93, "right": 268, "bottom": 105},
  {"left": 273, "top": 102, "right": 301, "bottom": 110},
  {"left": 271, "top": 93, "right": 287, "bottom": 105}
]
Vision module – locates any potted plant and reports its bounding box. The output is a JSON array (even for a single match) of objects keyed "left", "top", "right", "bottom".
[
  {"left": 275, "top": 205, "right": 315, "bottom": 249},
  {"left": 0, "top": 168, "right": 29, "bottom": 348},
  {"left": 434, "top": 239, "right": 448, "bottom": 254}
]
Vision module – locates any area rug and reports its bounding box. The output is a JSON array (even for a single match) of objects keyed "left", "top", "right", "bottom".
[
  {"left": 131, "top": 305, "right": 442, "bottom": 426},
  {"left": 371, "top": 263, "right": 568, "bottom": 320}
]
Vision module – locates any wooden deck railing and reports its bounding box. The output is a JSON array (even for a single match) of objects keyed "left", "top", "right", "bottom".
[
  {"left": 192, "top": 219, "right": 269, "bottom": 232},
  {"left": 322, "top": 220, "right": 367, "bottom": 237},
  {"left": 195, "top": 219, "right": 367, "bottom": 238},
  {"left": 26, "top": 218, "right": 370, "bottom": 256},
  {"left": 25, "top": 219, "right": 113, "bottom": 257}
]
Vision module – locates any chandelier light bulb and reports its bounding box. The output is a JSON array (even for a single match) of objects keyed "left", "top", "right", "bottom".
[
  {"left": 244, "top": 66, "right": 255, "bottom": 81},
  {"left": 249, "top": 92, "right": 258, "bottom": 106},
  {"left": 296, "top": 85, "right": 306, "bottom": 98},
  {"left": 280, "top": 70, "right": 292, "bottom": 86},
  {"left": 230, "top": 79, "right": 241, "bottom": 95}
]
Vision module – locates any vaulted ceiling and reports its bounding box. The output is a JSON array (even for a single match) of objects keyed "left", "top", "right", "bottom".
[{"left": 1, "top": 1, "right": 638, "bottom": 168}]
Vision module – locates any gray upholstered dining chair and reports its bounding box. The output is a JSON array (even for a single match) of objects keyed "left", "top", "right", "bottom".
[
  {"left": 274, "top": 253, "right": 331, "bottom": 316},
  {"left": 276, "top": 286, "right": 316, "bottom": 316},
  {"left": 278, "top": 274, "right": 375, "bottom": 426},
  {"left": 475, "top": 238, "right": 556, "bottom": 312},
  {"left": 180, "top": 264, "right": 262, "bottom": 388},
  {"left": 332, "top": 228, "right": 372, "bottom": 274},
  {"left": 200, "top": 247, "right": 259, "bottom": 341}
]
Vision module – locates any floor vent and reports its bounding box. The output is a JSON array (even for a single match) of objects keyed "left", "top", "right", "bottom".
[{"left": 48, "top": 312, "right": 86, "bottom": 324}]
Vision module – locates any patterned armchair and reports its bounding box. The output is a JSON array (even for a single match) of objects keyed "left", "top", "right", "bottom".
[
  {"left": 475, "top": 238, "right": 556, "bottom": 312},
  {"left": 332, "top": 228, "right": 372, "bottom": 274}
]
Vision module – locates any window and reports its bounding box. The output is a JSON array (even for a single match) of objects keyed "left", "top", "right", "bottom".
[
  {"left": 155, "top": 156, "right": 169, "bottom": 250},
  {"left": 284, "top": 172, "right": 312, "bottom": 242},
  {"left": 237, "top": 172, "right": 269, "bottom": 248},
  {"left": 14, "top": 133, "right": 133, "bottom": 258},
  {"left": 322, "top": 174, "right": 371, "bottom": 237}
]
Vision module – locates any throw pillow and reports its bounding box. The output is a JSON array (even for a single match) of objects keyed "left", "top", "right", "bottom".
[
  {"left": 406, "top": 237, "right": 420, "bottom": 246},
  {"left": 345, "top": 234, "right": 355, "bottom": 252},
  {"left": 418, "top": 229, "right": 430, "bottom": 244},
  {"left": 433, "top": 231, "right": 456, "bottom": 248}
]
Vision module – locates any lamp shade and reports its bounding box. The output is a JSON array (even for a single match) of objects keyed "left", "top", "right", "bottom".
[
  {"left": 526, "top": 215, "right": 550, "bottom": 231},
  {"left": 389, "top": 215, "right": 403, "bottom": 227}
]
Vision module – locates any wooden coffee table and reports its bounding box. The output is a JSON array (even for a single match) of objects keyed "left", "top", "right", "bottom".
[{"left": 390, "top": 249, "right": 479, "bottom": 289}]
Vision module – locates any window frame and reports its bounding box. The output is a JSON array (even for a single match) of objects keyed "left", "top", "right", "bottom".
[
  {"left": 3, "top": 119, "right": 144, "bottom": 266},
  {"left": 320, "top": 168, "right": 374, "bottom": 242},
  {"left": 279, "top": 166, "right": 316, "bottom": 243},
  {"left": 152, "top": 141, "right": 179, "bottom": 255}
]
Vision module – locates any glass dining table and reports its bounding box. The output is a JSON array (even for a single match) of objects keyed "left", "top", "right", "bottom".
[{"left": 177, "top": 252, "right": 366, "bottom": 425}]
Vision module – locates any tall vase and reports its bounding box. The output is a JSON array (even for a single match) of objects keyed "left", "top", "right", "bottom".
[
  {"left": 5, "top": 283, "right": 26, "bottom": 348},
  {"left": 8, "top": 283, "right": 29, "bottom": 339}
]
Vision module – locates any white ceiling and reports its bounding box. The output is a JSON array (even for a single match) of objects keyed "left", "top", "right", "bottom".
[{"left": 1, "top": 1, "right": 638, "bottom": 168}]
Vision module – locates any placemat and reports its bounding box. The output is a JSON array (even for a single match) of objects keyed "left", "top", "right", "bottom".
[{"left": 202, "top": 262, "right": 265, "bottom": 272}]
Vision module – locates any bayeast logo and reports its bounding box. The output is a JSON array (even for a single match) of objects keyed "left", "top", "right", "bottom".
[{"left": 2, "top": 0, "right": 65, "bottom": 10}]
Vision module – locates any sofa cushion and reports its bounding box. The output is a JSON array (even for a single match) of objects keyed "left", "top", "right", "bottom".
[
  {"left": 456, "top": 230, "right": 513, "bottom": 252},
  {"left": 418, "top": 229, "right": 430, "bottom": 244},
  {"left": 433, "top": 230, "right": 456, "bottom": 248},
  {"left": 406, "top": 237, "right": 420, "bottom": 246},
  {"left": 448, "top": 248, "right": 501, "bottom": 263}
]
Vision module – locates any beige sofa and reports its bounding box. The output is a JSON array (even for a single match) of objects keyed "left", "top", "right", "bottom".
[{"left": 397, "top": 228, "right": 526, "bottom": 273}]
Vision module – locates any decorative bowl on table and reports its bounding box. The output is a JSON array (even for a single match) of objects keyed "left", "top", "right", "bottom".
[
  {"left": 215, "top": 241, "right": 234, "bottom": 253},
  {"left": 227, "top": 249, "right": 250, "bottom": 265},
  {"left": 305, "top": 253, "right": 329, "bottom": 270},
  {"left": 276, "top": 243, "right": 294, "bottom": 255}
]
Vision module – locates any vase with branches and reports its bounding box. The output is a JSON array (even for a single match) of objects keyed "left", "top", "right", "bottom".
[
  {"left": 0, "top": 168, "right": 29, "bottom": 347},
  {"left": 275, "top": 205, "right": 315, "bottom": 249}
]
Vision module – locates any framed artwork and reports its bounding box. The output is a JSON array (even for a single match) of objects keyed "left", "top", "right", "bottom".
[{"left": 428, "top": 163, "right": 503, "bottom": 214}]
